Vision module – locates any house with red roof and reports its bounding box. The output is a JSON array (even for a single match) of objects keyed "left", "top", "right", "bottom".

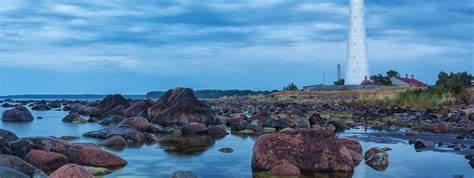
[{"left": 390, "top": 74, "right": 428, "bottom": 88}]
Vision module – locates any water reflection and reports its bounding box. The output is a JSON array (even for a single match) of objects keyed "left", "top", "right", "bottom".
[
  {"left": 158, "top": 134, "right": 217, "bottom": 156},
  {"left": 252, "top": 171, "right": 353, "bottom": 178}
]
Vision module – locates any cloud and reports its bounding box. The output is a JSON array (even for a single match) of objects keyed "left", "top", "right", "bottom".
[
  {"left": 0, "top": 0, "right": 472, "bottom": 94},
  {"left": 296, "top": 2, "right": 348, "bottom": 15}
]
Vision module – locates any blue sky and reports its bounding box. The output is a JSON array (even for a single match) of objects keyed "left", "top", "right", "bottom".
[{"left": 0, "top": 0, "right": 473, "bottom": 95}]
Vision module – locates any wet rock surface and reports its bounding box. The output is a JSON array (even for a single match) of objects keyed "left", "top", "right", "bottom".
[
  {"left": 252, "top": 129, "right": 355, "bottom": 172},
  {"left": 150, "top": 88, "right": 220, "bottom": 126},
  {"left": 49, "top": 164, "right": 93, "bottom": 178},
  {"left": 2, "top": 106, "right": 33, "bottom": 122},
  {"left": 364, "top": 147, "right": 389, "bottom": 171}
]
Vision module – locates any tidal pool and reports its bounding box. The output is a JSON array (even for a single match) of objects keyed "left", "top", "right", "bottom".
[{"left": 1, "top": 106, "right": 472, "bottom": 178}]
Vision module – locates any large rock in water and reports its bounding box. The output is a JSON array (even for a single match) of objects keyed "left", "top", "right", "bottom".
[
  {"left": 0, "top": 128, "right": 19, "bottom": 142},
  {"left": 49, "top": 164, "right": 93, "bottom": 178},
  {"left": 252, "top": 129, "right": 355, "bottom": 172},
  {"left": 24, "top": 149, "right": 68, "bottom": 173},
  {"left": 83, "top": 127, "right": 145, "bottom": 143},
  {"left": 2, "top": 106, "right": 34, "bottom": 122},
  {"left": 150, "top": 88, "right": 219, "bottom": 126},
  {"left": 125, "top": 100, "right": 153, "bottom": 118},
  {"left": 91, "top": 94, "right": 129, "bottom": 118},
  {"left": 0, "top": 154, "right": 48, "bottom": 177},
  {"left": 364, "top": 147, "right": 389, "bottom": 171},
  {"left": 64, "top": 144, "right": 127, "bottom": 168}
]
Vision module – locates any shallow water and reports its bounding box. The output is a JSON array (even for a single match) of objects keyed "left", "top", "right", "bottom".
[{"left": 1, "top": 106, "right": 473, "bottom": 178}]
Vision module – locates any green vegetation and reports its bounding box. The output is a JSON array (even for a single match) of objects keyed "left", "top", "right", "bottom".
[
  {"left": 283, "top": 83, "right": 298, "bottom": 91},
  {"left": 370, "top": 70, "right": 399, "bottom": 86},
  {"left": 350, "top": 71, "right": 473, "bottom": 108},
  {"left": 334, "top": 79, "right": 344, "bottom": 85}
]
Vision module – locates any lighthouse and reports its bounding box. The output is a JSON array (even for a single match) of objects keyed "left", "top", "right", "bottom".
[{"left": 345, "top": 0, "right": 369, "bottom": 85}]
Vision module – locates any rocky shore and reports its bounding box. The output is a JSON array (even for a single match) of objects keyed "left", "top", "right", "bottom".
[{"left": 1, "top": 88, "right": 473, "bottom": 177}]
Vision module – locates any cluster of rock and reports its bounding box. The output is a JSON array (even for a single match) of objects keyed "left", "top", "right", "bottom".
[
  {"left": 79, "top": 88, "right": 227, "bottom": 148},
  {"left": 208, "top": 93, "right": 473, "bottom": 135},
  {"left": 0, "top": 128, "right": 126, "bottom": 177}
]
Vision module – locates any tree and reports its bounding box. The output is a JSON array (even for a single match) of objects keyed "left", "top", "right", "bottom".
[
  {"left": 334, "top": 79, "right": 344, "bottom": 85},
  {"left": 370, "top": 69, "right": 400, "bottom": 86},
  {"left": 283, "top": 83, "right": 298, "bottom": 91},
  {"left": 434, "top": 71, "right": 473, "bottom": 94},
  {"left": 386, "top": 70, "right": 400, "bottom": 78},
  {"left": 370, "top": 74, "right": 392, "bottom": 85}
]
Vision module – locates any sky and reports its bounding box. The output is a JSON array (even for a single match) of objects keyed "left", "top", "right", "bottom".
[{"left": 0, "top": 0, "right": 473, "bottom": 95}]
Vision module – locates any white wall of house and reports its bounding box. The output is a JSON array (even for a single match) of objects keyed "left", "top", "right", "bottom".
[{"left": 390, "top": 77, "right": 409, "bottom": 86}]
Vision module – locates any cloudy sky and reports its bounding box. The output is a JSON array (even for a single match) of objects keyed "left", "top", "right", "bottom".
[{"left": 0, "top": 0, "right": 473, "bottom": 95}]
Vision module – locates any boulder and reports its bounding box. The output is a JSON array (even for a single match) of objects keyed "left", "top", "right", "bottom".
[
  {"left": 24, "top": 149, "right": 68, "bottom": 173},
  {"left": 250, "top": 111, "right": 271, "bottom": 125},
  {"left": 0, "top": 154, "right": 47, "bottom": 177},
  {"left": 119, "top": 117, "right": 151, "bottom": 132},
  {"left": 148, "top": 124, "right": 171, "bottom": 134},
  {"left": 49, "top": 164, "right": 93, "bottom": 178},
  {"left": 182, "top": 122, "right": 207, "bottom": 134},
  {"left": 1, "top": 103, "right": 15, "bottom": 108},
  {"left": 2, "top": 106, "right": 34, "bottom": 122},
  {"left": 363, "top": 147, "right": 389, "bottom": 171},
  {"left": 433, "top": 123, "right": 449, "bottom": 133},
  {"left": 348, "top": 150, "right": 363, "bottom": 165},
  {"left": 0, "top": 129, "right": 19, "bottom": 142},
  {"left": 0, "top": 167, "right": 29, "bottom": 178},
  {"left": 206, "top": 125, "right": 229, "bottom": 137},
  {"left": 338, "top": 138, "right": 362, "bottom": 154},
  {"left": 62, "top": 112, "right": 81, "bottom": 122},
  {"left": 9, "top": 140, "right": 31, "bottom": 158},
  {"left": 125, "top": 100, "right": 153, "bottom": 118},
  {"left": 83, "top": 127, "right": 145, "bottom": 143},
  {"left": 102, "top": 105, "right": 126, "bottom": 118},
  {"left": 99, "top": 136, "right": 127, "bottom": 147},
  {"left": 170, "top": 170, "right": 198, "bottom": 178},
  {"left": 70, "top": 104, "right": 93, "bottom": 115},
  {"left": 91, "top": 94, "right": 129, "bottom": 118},
  {"left": 252, "top": 129, "right": 355, "bottom": 172},
  {"left": 31, "top": 104, "right": 51, "bottom": 111},
  {"left": 265, "top": 109, "right": 310, "bottom": 129},
  {"left": 19, "top": 137, "right": 71, "bottom": 153},
  {"left": 246, "top": 119, "right": 263, "bottom": 132},
  {"left": 47, "top": 101, "right": 62, "bottom": 108},
  {"left": 144, "top": 133, "right": 159, "bottom": 144},
  {"left": 268, "top": 163, "right": 301, "bottom": 176},
  {"left": 308, "top": 113, "right": 326, "bottom": 126},
  {"left": 150, "top": 88, "right": 220, "bottom": 127},
  {"left": 64, "top": 144, "right": 127, "bottom": 168},
  {"left": 328, "top": 119, "right": 347, "bottom": 132},
  {"left": 414, "top": 139, "right": 434, "bottom": 149}
]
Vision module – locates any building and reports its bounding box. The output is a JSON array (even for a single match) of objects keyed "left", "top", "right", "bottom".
[
  {"left": 390, "top": 75, "right": 428, "bottom": 88},
  {"left": 345, "top": 0, "right": 369, "bottom": 85}
]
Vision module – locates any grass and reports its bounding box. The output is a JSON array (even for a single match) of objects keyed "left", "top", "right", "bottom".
[{"left": 347, "top": 88, "right": 458, "bottom": 109}]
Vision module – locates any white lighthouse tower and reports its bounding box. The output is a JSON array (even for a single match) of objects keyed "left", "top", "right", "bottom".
[{"left": 345, "top": 0, "right": 369, "bottom": 85}]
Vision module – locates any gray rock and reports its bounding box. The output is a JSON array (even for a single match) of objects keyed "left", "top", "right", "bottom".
[
  {"left": 0, "top": 167, "right": 29, "bottom": 178},
  {"left": 170, "top": 170, "right": 198, "bottom": 178}
]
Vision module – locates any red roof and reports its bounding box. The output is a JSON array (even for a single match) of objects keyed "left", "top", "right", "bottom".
[
  {"left": 360, "top": 76, "right": 371, "bottom": 85},
  {"left": 396, "top": 77, "right": 428, "bottom": 88}
]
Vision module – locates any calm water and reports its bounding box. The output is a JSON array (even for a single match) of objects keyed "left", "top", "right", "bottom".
[{"left": 1, "top": 106, "right": 472, "bottom": 178}]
